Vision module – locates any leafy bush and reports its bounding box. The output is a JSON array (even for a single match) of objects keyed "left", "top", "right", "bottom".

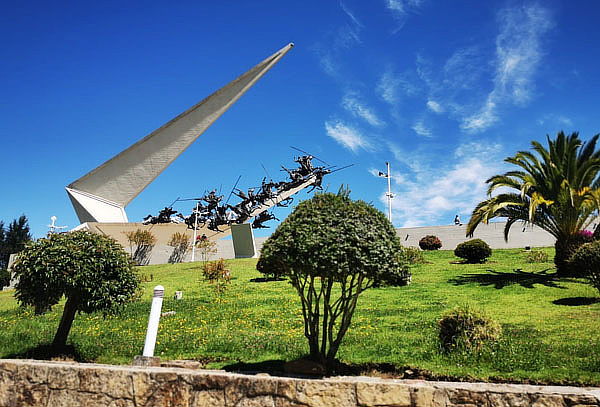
[
  {"left": 257, "top": 188, "right": 405, "bottom": 372},
  {"left": 168, "top": 232, "right": 190, "bottom": 263},
  {"left": 419, "top": 235, "right": 442, "bottom": 250},
  {"left": 202, "top": 259, "right": 231, "bottom": 296},
  {"left": 438, "top": 305, "right": 502, "bottom": 352},
  {"left": 196, "top": 238, "right": 217, "bottom": 264},
  {"left": 400, "top": 246, "right": 426, "bottom": 264},
  {"left": 569, "top": 240, "right": 600, "bottom": 294},
  {"left": 525, "top": 250, "right": 549, "bottom": 263},
  {"left": 454, "top": 239, "right": 492, "bottom": 263},
  {"left": 12, "top": 231, "right": 139, "bottom": 348},
  {"left": 124, "top": 229, "right": 156, "bottom": 265}
]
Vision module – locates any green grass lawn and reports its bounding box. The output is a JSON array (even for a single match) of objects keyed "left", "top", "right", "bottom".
[{"left": 1, "top": 247, "right": 599, "bottom": 385}]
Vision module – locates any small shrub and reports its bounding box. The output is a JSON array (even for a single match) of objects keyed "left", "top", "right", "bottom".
[
  {"left": 124, "top": 229, "right": 157, "bottom": 266},
  {"left": 438, "top": 305, "right": 502, "bottom": 352},
  {"left": 400, "top": 246, "right": 426, "bottom": 264},
  {"left": 202, "top": 259, "right": 231, "bottom": 296},
  {"left": 569, "top": 240, "right": 600, "bottom": 294},
  {"left": 196, "top": 238, "right": 217, "bottom": 264},
  {"left": 454, "top": 239, "right": 492, "bottom": 263},
  {"left": 525, "top": 250, "right": 549, "bottom": 263},
  {"left": 419, "top": 235, "right": 442, "bottom": 250},
  {"left": 203, "top": 259, "right": 231, "bottom": 281},
  {"left": 168, "top": 232, "right": 190, "bottom": 263}
]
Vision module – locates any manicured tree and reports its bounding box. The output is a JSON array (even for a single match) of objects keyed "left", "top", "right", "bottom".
[
  {"left": 257, "top": 188, "right": 405, "bottom": 372},
  {"left": 12, "top": 231, "right": 139, "bottom": 348},
  {"left": 467, "top": 132, "right": 600, "bottom": 276}
]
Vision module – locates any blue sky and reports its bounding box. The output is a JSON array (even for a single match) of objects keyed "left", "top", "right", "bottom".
[{"left": 2, "top": 1, "right": 600, "bottom": 238}]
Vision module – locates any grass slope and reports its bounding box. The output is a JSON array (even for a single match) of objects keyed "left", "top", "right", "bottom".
[{"left": 0, "top": 248, "right": 599, "bottom": 385}]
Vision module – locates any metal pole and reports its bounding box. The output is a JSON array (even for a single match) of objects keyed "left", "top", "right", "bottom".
[
  {"left": 191, "top": 202, "right": 199, "bottom": 262},
  {"left": 142, "top": 285, "right": 164, "bottom": 357},
  {"left": 386, "top": 162, "right": 392, "bottom": 223}
]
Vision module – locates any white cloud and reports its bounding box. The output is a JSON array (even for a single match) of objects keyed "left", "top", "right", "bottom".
[
  {"left": 426, "top": 100, "right": 443, "bottom": 113},
  {"left": 537, "top": 114, "right": 573, "bottom": 128},
  {"left": 461, "top": 4, "right": 553, "bottom": 133},
  {"left": 342, "top": 92, "right": 384, "bottom": 127},
  {"left": 454, "top": 141, "right": 502, "bottom": 158},
  {"left": 377, "top": 68, "right": 421, "bottom": 106},
  {"left": 412, "top": 120, "right": 433, "bottom": 137},
  {"left": 384, "top": 0, "right": 425, "bottom": 33},
  {"left": 340, "top": 1, "right": 363, "bottom": 28},
  {"left": 384, "top": 141, "right": 505, "bottom": 227},
  {"left": 325, "top": 120, "right": 372, "bottom": 152}
]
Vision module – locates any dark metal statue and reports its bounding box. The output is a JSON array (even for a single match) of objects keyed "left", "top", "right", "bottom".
[
  {"left": 252, "top": 211, "right": 279, "bottom": 229},
  {"left": 146, "top": 151, "right": 344, "bottom": 232}
]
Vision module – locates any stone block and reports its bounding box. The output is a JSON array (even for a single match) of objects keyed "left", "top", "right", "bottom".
[
  {"left": 288, "top": 380, "right": 356, "bottom": 407},
  {"left": 18, "top": 363, "right": 49, "bottom": 384},
  {"left": 356, "top": 381, "right": 411, "bottom": 406},
  {"left": 191, "top": 389, "right": 226, "bottom": 407},
  {"left": 79, "top": 368, "right": 132, "bottom": 399},
  {"left": 564, "top": 394, "right": 600, "bottom": 405},
  {"left": 144, "top": 380, "right": 190, "bottom": 407},
  {"left": 486, "top": 392, "right": 530, "bottom": 407},
  {"left": 412, "top": 386, "right": 448, "bottom": 407},
  {"left": 448, "top": 388, "right": 490, "bottom": 406},
  {"left": 234, "top": 395, "right": 276, "bottom": 407},
  {"left": 14, "top": 383, "right": 49, "bottom": 407},
  {"left": 47, "top": 366, "right": 80, "bottom": 390},
  {"left": 530, "top": 394, "right": 567, "bottom": 407}
]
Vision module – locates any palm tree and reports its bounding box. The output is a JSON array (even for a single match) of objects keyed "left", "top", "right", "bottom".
[{"left": 467, "top": 131, "right": 600, "bottom": 276}]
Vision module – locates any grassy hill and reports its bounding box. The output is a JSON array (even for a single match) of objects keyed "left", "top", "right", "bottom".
[{"left": 0, "top": 247, "right": 598, "bottom": 385}]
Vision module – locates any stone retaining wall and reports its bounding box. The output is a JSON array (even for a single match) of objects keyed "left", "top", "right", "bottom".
[{"left": 1, "top": 359, "right": 599, "bottom": 407}]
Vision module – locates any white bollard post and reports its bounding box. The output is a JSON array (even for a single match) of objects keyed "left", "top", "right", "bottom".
[{"left": 142, "top": 285, "right": 164, "bottom": 357}]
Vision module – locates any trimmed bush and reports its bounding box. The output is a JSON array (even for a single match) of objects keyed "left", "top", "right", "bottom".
[
  {"left": 454, "top": 239, "right": 492, "bottom": 263},
  {"left": 525, "top": 250, "right": 549, "bottom": 263},
  {"left": 419, "top": 235, "right": 442, "bottom": 250},
  {"left": 12, "top": 231, "right": 139, "bottom": 348},
  {"left": 400, "top": 246, "right": 426, "bottom": 264},
  {"left": 257, "top": 187, "right": 406, "bottom": 372},
  {"left": 438, "top": 305, "right": 502, "bottom": 352},
  {"left": 569, "top": 240, "right": 600, "bottom": 294}
]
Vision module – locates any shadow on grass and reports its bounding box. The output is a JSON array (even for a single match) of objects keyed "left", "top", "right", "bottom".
[
  {"left": 553, "top": 297, "right": 600, "bottom": 306},
  {"left": 249, "top": 277, "right": 286, "bottom": 283},
  {"left": 4, "top": 343, "right": 89, "bottom": 362},
  {"left": 448, "top": 268, "right": 575, "bottom": 289},
  {"left": 223, "top": 359, "right": 444, "bottom": 380}
]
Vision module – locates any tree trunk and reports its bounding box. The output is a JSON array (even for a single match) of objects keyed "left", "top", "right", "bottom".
[
  {"left": 555, "top": 237, "right": 587, "bottom": 277},
  {"left": 52, "top": 296, "right": 78, "bottom": 348}
]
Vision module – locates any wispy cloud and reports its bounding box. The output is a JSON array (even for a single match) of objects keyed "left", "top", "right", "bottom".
[
  {"left": 377, "top": 68, "right": 421, "bottom": 106},
  {"left": 412, "top": 120, "right": 433, "bottom": 137},
  {"left": 342, "top": 92, "right": 384, "bottom": 127},
  {"left": 385, "top": 0, "right": 425, "bottom": 33},
  {"left": 340, "top": 1, "right": 363, "bottom": 28},
  {"left": 537, "top": 114, "right": 573, "bottom": 128},
  {"left": 325, "top": 120, "right": 372, "bottom": 152},
  {"left": 461, "top": 4, "right": 553, "bottom": 133},
  {"left": 315, "top": 2, "right": 363, "bottom": 79},
  {"left": 426, "top": 100, "right": 443, "bottom": 113}
]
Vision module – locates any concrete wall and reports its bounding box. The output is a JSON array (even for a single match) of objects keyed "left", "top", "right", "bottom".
[
  {"left": 396, "top": 221, "right": 556, "bottom": 250},
  {"left": 79, "top": 220, "right": 555, "bottom": 266},
  {"left": 0, "top": 359, "right": 598, "bottom": 407}
]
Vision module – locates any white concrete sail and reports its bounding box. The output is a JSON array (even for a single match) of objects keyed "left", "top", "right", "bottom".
[{"left": 67, "top": 43, "right": 294, "bottom": 223}]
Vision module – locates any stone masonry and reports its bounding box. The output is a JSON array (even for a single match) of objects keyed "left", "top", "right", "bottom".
[{"left": 1, "top": 359, "right": 599, "bottom": 407}]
